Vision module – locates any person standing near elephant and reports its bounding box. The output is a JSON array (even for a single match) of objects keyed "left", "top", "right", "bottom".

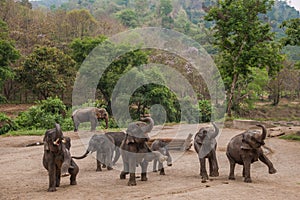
[{"left": 72, "top": 107, "right": 108, "bottom": 132}]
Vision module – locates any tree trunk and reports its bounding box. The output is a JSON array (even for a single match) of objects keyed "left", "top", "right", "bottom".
[{"left": 227, "top": 73, "right": 239, "bottom": 117}]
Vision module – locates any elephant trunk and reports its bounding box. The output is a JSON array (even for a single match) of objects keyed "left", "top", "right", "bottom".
[
  {"left": 55, "top": 123, "right": 63, "bottom": 139},
  {"left": 140, "top": 117, "right": 154, "bottom": 133},
  {"left": 72, "top": 150, "right": 90, "bottom": 159},
  {"left": 211, "top": 122, "right": 219, "bottom": 138},
  {"left": 257, "top": 124, "right": 267, "bottom": 140}
]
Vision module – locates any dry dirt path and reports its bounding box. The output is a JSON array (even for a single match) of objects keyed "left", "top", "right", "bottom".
[{"left": 0, "top": 124, "right": 299, "bottom": 200}]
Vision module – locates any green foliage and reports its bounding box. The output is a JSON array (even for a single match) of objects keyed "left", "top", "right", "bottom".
[
  {"left": 116, "top": 9, "right": 139, "bottom": 28},
  {"left": 281, "top": 18, "right": 300, "bottom": 46},
  {"left": 198, "top": 99, "right": 212, "bottom": 122},
  {"left": 279, "top": 134, "right": 300, "bottom": 141},
  {"left": 14, "top": 97, "right": 71, "bottom": 130},
  {"left": 18, "top": 46, "right": 76, "bottom": 99},
  {"left": 0, "top": 113, "right": 17, "bottom": 135}
]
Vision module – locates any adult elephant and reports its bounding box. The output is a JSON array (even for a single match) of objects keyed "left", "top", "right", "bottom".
[
  {"left": 43, "top": 123, "right": 79, "bottom": 192},
  {"left": 226, "top": 124, "right": 277, "bottom": 183},
  {"left": 120, "top": 117, "right": 167, "bottom": 186},
  {"left": 150, "top": 139, "right": 172, "bottom": 175},
  {"left": 104, "top": 131, "right": 126, "bottom": 165},
  {"left": 194, "top": 122, "right": 219, "bottom": 183},
  {"left": 72, "top": 107, "right": 108, "bottom": 132},
  {"left": 72, "top": 134, "right": 115, "bottom": 171}
]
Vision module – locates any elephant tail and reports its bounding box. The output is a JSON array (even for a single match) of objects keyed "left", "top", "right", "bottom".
[{"left": 72, "top": 150, "right": 90, "bottom": 159}]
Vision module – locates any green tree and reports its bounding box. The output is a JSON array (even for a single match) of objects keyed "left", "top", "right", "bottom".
[
  {"left": 0, "top": 19, "right": 20, "bottom": 102},
  {"left": 281, "top": 18, "right": 300, "bottom": 46},
  {"left": 116, "top": 9, "right": 139, "bottom": 28},
  {"left": 19, "top": 46, "right": 76, "bottom": 99},
  {"left": 206, "top": 0, "right": 283, "bottom": 116}
]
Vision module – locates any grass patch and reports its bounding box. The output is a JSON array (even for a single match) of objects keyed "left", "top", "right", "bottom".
[
  {"left": 4, "top": 129, "right": 46, "bottom": 136},
  {"left": 279, "top": 134, "right": 300, "bottom": 141}
]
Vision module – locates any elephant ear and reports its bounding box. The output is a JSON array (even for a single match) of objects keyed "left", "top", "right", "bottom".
[
  {"left": 199, "top": 138, "right": 216, "bottom": 158},
  {"left": 241, "top": 133, "right": 252, "bottom": 150},
  {"left": 125, "top": 135, "right": 135, "bottom": 144}
]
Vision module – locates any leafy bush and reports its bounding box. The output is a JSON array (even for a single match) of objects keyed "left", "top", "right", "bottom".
[
  {"left": 0, "top": 113, "right": 17, "bottom": 135},
  {"left": 199, "top": 100, "right": 212, "bottom": 122},
  {"left": 14, "top": 97, "right": 70, "bottom": 130}
]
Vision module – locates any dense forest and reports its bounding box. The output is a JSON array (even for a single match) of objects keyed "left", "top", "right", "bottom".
[{"left": 0, "top": 0, "right": 300, "bottom": 132}]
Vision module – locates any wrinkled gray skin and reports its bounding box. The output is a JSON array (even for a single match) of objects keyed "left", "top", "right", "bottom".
[
  {"left": 43, "top": 124, "right": 79, "bottom": 192},
  {"left": 72, "top": 134, "right": 115, "bottom": 171},
  {"left": 120, "top": 117, "right": 165, "bottom": 186},
  {"left": 194, "top": 122, "right": 219, "bottom": 183},
  {"left": 72, "top": 107, "right": 108, "bottom": 132},
  {"left": 226, "top": 124, "right": 277, "bottom": 183},
  {"left": 150, "top": 139, "right": 172, "bottom": 175},
  {"left": 104, "top": 131, "right": 126, "bottom": 165}
]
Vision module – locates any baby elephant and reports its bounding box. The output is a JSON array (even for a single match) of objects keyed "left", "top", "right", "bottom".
[
  {"left": 194, "top": 122, "right": 219, "bottom": 183},
  {"left": 73, "top": 134, "right": 115, "bottom": 171},
  {"left": 150, "top": 139, "right": 172, "bottom": 175},
  {"left": 226, "top": 124, "right": 277, "bottom": 183}
]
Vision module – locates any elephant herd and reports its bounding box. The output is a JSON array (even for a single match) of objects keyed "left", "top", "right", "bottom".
[{"left": 43, "top": 108, "right": 277, "bottom": 192}]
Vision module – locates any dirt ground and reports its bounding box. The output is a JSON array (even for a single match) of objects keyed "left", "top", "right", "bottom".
[{"left": 0, "top": 123, "right": 300, "bottom": 200}]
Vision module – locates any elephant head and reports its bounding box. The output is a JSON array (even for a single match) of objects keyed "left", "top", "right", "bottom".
[
  {"left": 44, "top": 123, "right": 68, "bottom": 153},
  {"left": 125, "top": 117, "right": 154, "bottom": 144},
  {"left": 194, "top": 122, "right": 219, "bottom": 158},
  {"left": 241, "top": 124, "right": 267, "bottom": 150},
  {"left": 96, "top": 108, "right": 109, "bottom": 129}
]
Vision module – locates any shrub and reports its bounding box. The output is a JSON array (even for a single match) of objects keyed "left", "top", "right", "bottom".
[{"left": 0, "top": 113, "right": 17, "bottom": 135}]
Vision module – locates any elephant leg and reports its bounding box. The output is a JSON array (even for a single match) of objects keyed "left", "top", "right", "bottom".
[
  {"left": 61, "top": 148, "right": 71, "bottom": 177},
  {"left": 158, "top": 162, "right": 165, "bottom": 175},
  {"left": 90, "top": 119, "right": 98, "bottom": 131},
  {"left": 73, "top": 120, "right": 80, "bottom": 132},
  {"left": 113, "top": 148, "right": 121, "bottom": 165},
  {"left": 153, "top": 159, "right": 158, "bottom": 172},
  {"left": 128, "top": 156, "right": 137, "bottom": 186},
  {"left": 227, "top": 153, "right": 236, "bottom": 180},
  {"left": 166, "top": 151, "right": 172, "bottom": 166},
  {"left": 69, "top": 160, "right": 79, "bottom": 185},
  {"left": 105, "top": 151, "right": 113, "bottom": 170},
  {"left": 96, "top": 152, "right": 102, "bottom": 171},
  {"left": 259, "top": 154, "right": 277, "bottom": 174},
  {"left": 243, "top": 160, "right": 252, "bottom": 183},
  {"left": 55, "top": 166, "right": 61, "bottom": 187},
  {"left": 141, "top": 160, "right": 148, "bottom": 181},
  {"left": 47, "top": 162, "right": 57, "bottom": 192},
  {"left": 199, "top": 158, "right": 208, "bottom": 182},
  {"left": 209, "top": 151, "right": 219, "bottom": 177}
]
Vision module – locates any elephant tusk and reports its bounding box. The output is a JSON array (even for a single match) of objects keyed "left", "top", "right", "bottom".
[
  {"left": 53, "top": 138, "right": 60, "bottom": 146},
  {"left": 62, "top": 138, "right": 66, "bottom": 144}
]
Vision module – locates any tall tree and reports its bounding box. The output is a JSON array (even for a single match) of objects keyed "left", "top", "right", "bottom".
[{"left": 205, "top": 0, "right": 283, "bottom": 116}]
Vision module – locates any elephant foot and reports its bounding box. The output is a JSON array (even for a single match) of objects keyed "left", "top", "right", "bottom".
[
  {"left": 107, "top": 166, "right": 113, "bottom": 170},
  {"left": 102, "top": 164, "right": 106, "bottom": 168},
  {"left": 210, "top": 171, "right": 219, "bottom": 177},
  {"left": 70, "top": 180, "right": 77, "bottom": 185},
  {"left": 127, "top": 180, "right": 137, "bottom": 186},
  {"left": 244, "top": 177, "right": 252, "bottom": 183},
  {"left": 128, "top": 173, "right": 137, "bottom": 185},
  {"left": 159, "top": 168, "right": 165, "bottom": 175},
  {"left": 269, "top": 168, "right": 277, "bottom": 174},
  {"left": 228, "top": 175, "right": 235, "bottom": 180},
  {"left": 120, "top": 171, "right": 128, "bottom": 179},
  {"left": 201, "top": 178, "right": 207, "bottom": 183},
  {"left": 47, "top": 187, "right": 57, "bottom": 192},
  {"left": 141, "top": 173, "right": 148, "bottom": 181},
  {"left": 96, "top": 168, "right": 102, "bottom": 172}
]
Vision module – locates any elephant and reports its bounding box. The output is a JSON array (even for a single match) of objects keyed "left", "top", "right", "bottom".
[
  {"left": 194, "top": 122, "right": 219, "bottom": 183},
  {"left": 43, "top": 123, "right": 79, "bottom": 192},
  {"left": 226, "top": 124, "right": 277, "bottom": 183},
  {"left": 72, "top": 134, "right": 115, "bottom": 171},
  {"left": 120, "top": 117, "right": 167, "bottom": 186},
  {"left": 150, "top": 139, "right": 172, "bottom": 175},
  {"left": 104, "top": 131, "right": 126, "bottom": 165},
  {"left": 72, "top": 107, "right": 108, "bottom": 132}
]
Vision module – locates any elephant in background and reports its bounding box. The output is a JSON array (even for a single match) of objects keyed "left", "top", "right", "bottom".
[
  {"left": 104, "top": 131, "right": 126, "bottom": 165},
  {"left": 226, "top": 124, "right": 277, "bottom": 183},
  {"left": 194, "top": 122, "right": 219, "bottom": 183},
  {"left": 150, "top": 139, "right": 172, "bottom": 175},
  {"left": 72, "top": 107, "right": 108, "bottom": 132},
  {"left": 120, "top": 117, "right": 167, "bottom": 186},
  {"left": 73, "top": 134, "right": 115, "bottom": 171},
  {"left": 43, "top": 124, "right": 79, "bottom": 192}
]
